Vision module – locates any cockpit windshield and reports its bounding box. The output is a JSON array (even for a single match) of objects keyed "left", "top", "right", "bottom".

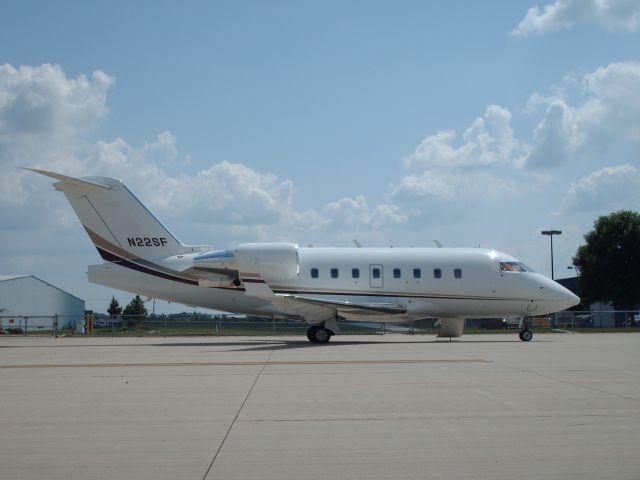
[{"left": 500, "top": 261, "right": 530, "bottom": 272}]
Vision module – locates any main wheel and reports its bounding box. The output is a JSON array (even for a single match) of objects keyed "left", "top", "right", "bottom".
[
  {"left": 306, "top": 325, "right": 332, "bottom": 344},
  {"left": 519, "top": 329, "right": 533, "bottom": 342},
  {"left": 307, "top": 326, "right": 319, "bottom": 342}
]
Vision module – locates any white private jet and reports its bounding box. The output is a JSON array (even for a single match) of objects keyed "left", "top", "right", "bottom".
[{"left": 31, "top": 169, "right": 579, "bottom": 343}]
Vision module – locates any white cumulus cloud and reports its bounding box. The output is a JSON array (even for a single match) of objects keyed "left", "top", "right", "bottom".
[
  {"left": 559, "top": 164, "right": 640, "bottom": 213},
  {"left": 0, "top": 64, "right": 114, "bottom": 207},
  {"left": 512, "top": 0, "right": 640, "bottom": 37},
  {"left": 0, "top": 63, "right": 316, "bottom": 235},
  {"left": 405, "top": 105, "right": 520, "bottom": 169},
  {"left": 390, "top": 105, "right": 526, "bottom": 223},
  {"left": 156, "top": 161, "right": 295, "bottom": 225},
  {"left": 521, "top": 62, "right": 640, "bottom": 169},
  {"left": 2, "top": 63, "right": 411, "bottom": 245},
  {"left": 0, "top": 63, "right": 113, "bottom": 140},
  {"left": 391, "top": 170, "right": 519, "bottom": 204},
  {"left": 79, "top": 140, "right": 405, "bottom": 236},
  {"left": 324, "top": 195, "right": 408, "bottom": 232}
]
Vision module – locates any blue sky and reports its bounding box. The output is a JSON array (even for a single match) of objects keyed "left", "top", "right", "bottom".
[{"left": 1, "top": 0, "right": 639, "bottom": 313}]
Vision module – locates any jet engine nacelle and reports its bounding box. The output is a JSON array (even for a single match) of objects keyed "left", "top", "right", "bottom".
[
  {"left": 236, "top": 242, "right": 299, "bottom": 281},
  {"left": 193, "top": 249, "right": 237, "bottom": 270}
]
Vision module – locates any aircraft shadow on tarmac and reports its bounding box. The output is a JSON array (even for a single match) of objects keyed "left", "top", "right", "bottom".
[
  {"left": 0, "top": 337, "right": 548, "bottom": 350},
  {"left": 151, "top": 337, "right": 543, "bottom": 352}
]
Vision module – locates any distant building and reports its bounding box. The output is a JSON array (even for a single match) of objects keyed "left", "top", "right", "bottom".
[
  {"left": 555, "top": 276, "right": 579, "bottom": 298},
  {"left": 555, "top": 276, "right": 618, "bottom": 327},
  {"left": 0, "top": 275, "right": 85, "bottom": 331}
]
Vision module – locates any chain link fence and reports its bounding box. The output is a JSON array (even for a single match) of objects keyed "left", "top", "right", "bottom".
[
  {"left": 1, "top": 311, "right": 639, "bottom": 337},
  {"left": 95, "top": 314, "right": 423, "bottom": 336},
  {"left": 0, "top": 315, "right": 83, "bottom": 336},
  {"left": 0, "top": 313, "right": 440, "bottom": 337},
  {"left": 550, "top": 310, "right": 640, "bottom": 330}
]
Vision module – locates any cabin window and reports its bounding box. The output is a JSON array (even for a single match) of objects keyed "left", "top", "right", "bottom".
[
  {"left": 311, "top": 268, "right": 319, "bottom": 278},
  {"left": 433, "top": 268, "right": 442, "bottom": 279},
  {"left": 454, "top": 268, "right": 462, "bottom": 279},
  {"left": 372, "top": 268, "right": 381, "bottom": 279},
  {"left": 393, "top": 268, "right": 401, "bottom": 278},
  {"left": 331, "top": 268, "right": 339, "bottom": 279},
  {"left": 413, "top": 268, "right": 421, "bottom": 279},
  {"left": 352, "top": 268, "right": 360, "bottom": 279}
]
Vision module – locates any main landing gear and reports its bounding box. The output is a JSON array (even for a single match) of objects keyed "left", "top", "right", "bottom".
[{"left": 306, "top": 325, "right": 333, "bottom": 344}]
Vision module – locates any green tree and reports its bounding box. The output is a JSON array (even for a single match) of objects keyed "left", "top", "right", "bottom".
[
  {"left": 107, "top": 297, "right": 122, "bottom": 318},
  {"left": 573, "top": 210, "right": 640, "bottom": 310},
  {"left": 122, "top": 295, "right": 148, "bottom": 325}
]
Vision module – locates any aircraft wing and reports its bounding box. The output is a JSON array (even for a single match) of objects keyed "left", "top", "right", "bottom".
[
  {"left": 268, "top": 293, "right": 408, "bottom": 325},
  {"left": 239, "top": 272, "right": 408, "bottom": 323},
  {"left": 279, "top": 295, "right": 407, "bottom": 315}
]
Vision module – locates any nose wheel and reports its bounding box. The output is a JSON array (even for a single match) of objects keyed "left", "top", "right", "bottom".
[
  {"left": 519, "top": 329, "right": 533, "bottom": 341},
  {"left": 518, "top": 317, "right": 533, "bottom": 341}
]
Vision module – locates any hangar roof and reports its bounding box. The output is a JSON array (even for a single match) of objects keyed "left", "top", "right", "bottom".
[{"left": 0, "top": 274, "right": 84, "bottom": 303}]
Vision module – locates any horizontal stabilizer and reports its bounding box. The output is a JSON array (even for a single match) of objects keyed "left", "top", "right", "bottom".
[{"left": 26, "top": 168, "right": 114, "bottom": 190}]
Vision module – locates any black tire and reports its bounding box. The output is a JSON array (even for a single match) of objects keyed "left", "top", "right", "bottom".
[
  {"left": 307, "top": 326, "right": 319, "bottom": 343},
  {"left": 316, "top": 327, "right": 331, "bottom": 344},
  {"left": 306, "top": 325, "right": 331, "bottom": 344},
  {"left": 520, "top": 329, "right": 533, "bottom": 342}
]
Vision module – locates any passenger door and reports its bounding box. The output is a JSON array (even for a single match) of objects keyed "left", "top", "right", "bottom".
[{"left": 369, "top": 264, "right": 383, "bottom": 288}]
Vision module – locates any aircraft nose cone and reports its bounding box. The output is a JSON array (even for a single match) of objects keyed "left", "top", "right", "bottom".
[
  {"left": 529, "top": 274, "right": 580, "bottom": 315},
  {"left": 563, "top": 292, "right": 580, "bottom": 308},
  {"left": 555, "top": 285, "right": 580, "bottom": 310}
]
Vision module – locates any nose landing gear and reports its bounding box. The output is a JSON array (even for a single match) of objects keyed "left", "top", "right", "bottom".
[
  {"left": 519, "top": 329, "right": 533, "bottom": 341},
  {"left": 518, "top": 317, "right": 533, "bottom": 342}
]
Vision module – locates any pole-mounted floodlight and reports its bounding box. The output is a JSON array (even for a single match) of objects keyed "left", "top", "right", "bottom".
[{"left": 541, "top": 230, "right": 562, "bottom": 280}]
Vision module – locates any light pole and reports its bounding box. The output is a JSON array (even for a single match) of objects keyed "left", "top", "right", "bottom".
[{"left": 541, "top": 230, "right": 562, "bottom": 280}]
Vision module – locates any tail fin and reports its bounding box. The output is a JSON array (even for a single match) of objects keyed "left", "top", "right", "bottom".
[{"left": 29, "top": 169, "right": 203, "bottom": 261}]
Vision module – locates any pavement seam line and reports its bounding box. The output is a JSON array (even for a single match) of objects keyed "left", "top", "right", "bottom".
[
  {"left": 0, "top": 358, "right": 486, "bottom": 369},
  {"left": 527, "top": 370, "right": 640, "bottom": 405},
  {"left": 201, "top": 350, "right": 273, "bottom": 480},
  {"left": 493, "top": 359, "right": 640, "bottom": 405}
]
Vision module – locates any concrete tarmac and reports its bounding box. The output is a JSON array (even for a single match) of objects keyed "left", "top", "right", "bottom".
[{"left": 1, "top": 333, "right": 639, "bottom": 479}]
